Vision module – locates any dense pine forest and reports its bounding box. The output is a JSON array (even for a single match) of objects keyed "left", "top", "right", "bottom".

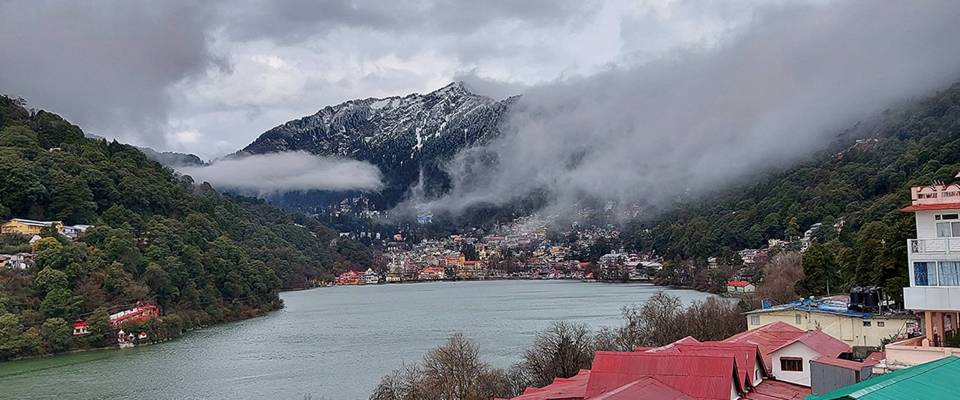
[
  {"left": 626, "top": 84, "right": 960, "bottom": 304},
  {"left": 0, "top": 96, "right": 370, "bottom": 360}
]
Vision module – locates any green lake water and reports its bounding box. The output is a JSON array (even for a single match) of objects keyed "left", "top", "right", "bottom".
[{"left": 0, "top": 280, "right": 712, "bottom": 400}]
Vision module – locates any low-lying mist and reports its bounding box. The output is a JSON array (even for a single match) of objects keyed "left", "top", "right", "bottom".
[
  {"left": 412, "top": 0, "right": 960, "bottom": 219},
  {"left": 178, "top": 151, "right": 384, "bottom": 195}
]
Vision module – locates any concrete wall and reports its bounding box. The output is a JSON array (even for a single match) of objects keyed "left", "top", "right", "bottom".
[
  {"left": 904, "top": 286, "right": 960, "bottom": 310},
  {"left": 915, "top": 211, "right": 941, "bottom": 239},
  {"left": 746, "top": 310, "right": 909, "bottom": 347},
  {"left": 885, "top": 336, "right": 960, "bottom": 369},
  {"left": 771, "top": 342, "right": 820, "bottom": 387}
]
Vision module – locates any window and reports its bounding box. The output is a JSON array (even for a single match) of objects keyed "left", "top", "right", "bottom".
[
  {"left": 863, "top": 321, "right": 872, "bottom": 327},
  {"left": 940, "top": 262, "right": 960, "bottom": 286},
  {"left": 936, "top": 221, "right": 960, "bottom": 237},
  {"left": 877, "top": 321, "right": 885, "bottom": 327},
  {"left": 751, "top": 315, "right": 760, "bottom": 325},
  {"left": 795, "top": 314, "right": 802, "bottom": 324},
  {"left": 915, "top": 262, "right": 931, "bottom": 286},
  {"left": 936, "top": 214, "right": 960, "bottom": 220},
  {"left": 780, "top": 357, "right": 804, "bottom": 372}
]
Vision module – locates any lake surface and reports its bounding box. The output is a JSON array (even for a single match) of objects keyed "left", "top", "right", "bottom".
[{"left": 0, "top": 280, "right": 712, "bottom": 400}]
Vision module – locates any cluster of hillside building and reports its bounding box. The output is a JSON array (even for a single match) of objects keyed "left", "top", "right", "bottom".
[
  {"left": 0, "top": 218, "right": 92, "bottom": 270},
  {"left": 509, "top": 178, "right": 960, "bottom": 399},
  {"left": 333, "top": 215, "right": 628, "bottom": 285}
]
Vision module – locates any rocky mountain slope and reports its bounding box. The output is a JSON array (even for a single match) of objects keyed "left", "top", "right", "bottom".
[
  {"left": 138, "top": 146, "right": 206, "bottom": 167},
  {"left": 240, "top": 82, "right": 516, "bottom": 209}
]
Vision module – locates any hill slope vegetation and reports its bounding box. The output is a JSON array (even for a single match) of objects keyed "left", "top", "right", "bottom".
[
  {"left": 0, "top": 96, "right": 369, "bottom": 360},
  {"left": 626, "top": 84, "right": 960, "bottom": 303}
]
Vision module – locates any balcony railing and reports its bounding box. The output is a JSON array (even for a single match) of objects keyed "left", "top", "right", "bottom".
[{"left": 909, "top": 238, "right": 960, "bottom": 255}]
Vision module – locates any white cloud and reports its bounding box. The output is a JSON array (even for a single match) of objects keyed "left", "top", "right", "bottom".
[
  {"left": 1, "top": 0, "right": 828, "bottom": 158},
  {"left": 177, "top": 49, "right": 308, "bottom": 109},
  {"left": 169, "top": 129, "right": 201, "bottom": 144},
  {"left": 177, "top": 151, "right": 384, "bottom": 194},
  {"left": 420, "top": 0, "right": 960, "bottom": 216}
]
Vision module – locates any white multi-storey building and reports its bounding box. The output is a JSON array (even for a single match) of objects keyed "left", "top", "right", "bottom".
[{"left": 902, "top": 181, "right": 960, "bottom": 346}]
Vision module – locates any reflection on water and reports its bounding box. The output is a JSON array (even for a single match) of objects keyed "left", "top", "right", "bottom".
[{"left": 0, "top": 280, "right": 712, "bottom": 400}]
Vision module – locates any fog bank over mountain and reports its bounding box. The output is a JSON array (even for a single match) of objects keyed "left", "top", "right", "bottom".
[
  {"left": 417, "top": 0, "right": 960, "bottom": 217},
  {"left": 179, "top": 151, "right": 384, "bottom": 194}
]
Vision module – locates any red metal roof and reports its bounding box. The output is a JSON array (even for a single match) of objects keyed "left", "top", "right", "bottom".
[
  {"left": 586, "top": 352, "right": 740, "bottom": 400},
  {"left": 864, "top": 351, "right": 884, "bottom": 365},
  {"left": 723, "top": 322, "right": 805, "bottom": 370},
  {"left": 588, "top": 377, "right": 693, "bottom": 400},
  {"left": 900, "top": 202, "right": 960, "bottom": 212},
  {"left": 512, "top": 369, "right": 590, "bottom": 400},
  {"left": 726, "top": 280, "right": 753, "bottom": 287},
  {"left": 743, "top": 379, "right": 811, "bottom": 400},
  {"left": 811, "top": 356, "right": 871, "bottom": 371},
  {"left": 675, "top": 342, "right": 766, "bottom": 388},
  {"left": 770, "top": 330, "right": 850, "bottom": 358},
  {"left": 512, "top": 332, "right": 817, "bottom": 400},
  {"left": 642, "top": 338, "right": 765, "bottom": 388}
]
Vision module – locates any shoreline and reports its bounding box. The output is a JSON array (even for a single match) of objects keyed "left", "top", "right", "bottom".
[
  {"left": 0, "top": 305, "right": 282, "bottom": 365},
  {"left": 3, "top": 281, "right": 717, "bottom": 366}
]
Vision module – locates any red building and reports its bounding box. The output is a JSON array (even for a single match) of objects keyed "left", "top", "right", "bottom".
[
  {"left": 72, "top": 320, "right": 89, "bottom": 336},
  {"left": 109, "top": 303, "right": 159, "bottom": 327},
  {"left": 335, "top": 270, "right": 362, "bottom": 285}
]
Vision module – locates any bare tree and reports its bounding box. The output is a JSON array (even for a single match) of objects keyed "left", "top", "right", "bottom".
[
  {"left": 591, "top": 326, "right": 623, "bottom": 352},
  {"left": 371, "top": 334, "right": 515, "bottom": 400},
  {"left": 758, "top": 251, "right": 804, "bottom": 305},
  {"left": 421, "top": 333, "right": 487, "bottom": 399},
  {"left": 617, "top": 292, "right": 684, "bottom": 348},
  {"left": 678, "top": 297, "right": 746, "bottom": 341},
  {"left": 517, "top": 321, "right": 595, "bottom": 387},
  {"left": 616, "top": 292, "right": 744, "bottom": 348},
  {"left": 370, "top": 364, "right": 429, "bottom": 400}
]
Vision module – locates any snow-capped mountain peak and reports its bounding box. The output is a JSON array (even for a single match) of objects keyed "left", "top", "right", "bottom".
[{"left": 238, "top": 82, "right": 517, "bottom": 207}]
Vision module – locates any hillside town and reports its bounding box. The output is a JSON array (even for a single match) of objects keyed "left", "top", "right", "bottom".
[
  {"left": 505, "top": 178, "right": 960, "bottom": 399},
  {"left": 331, "top": 214, "right": 636, "bottom": 285},
  {"left": 4, "top": 3, "right": 960, "bottom": 399},
  {"left": 0, "top": 218, "right": 92, "bottom": 270}
]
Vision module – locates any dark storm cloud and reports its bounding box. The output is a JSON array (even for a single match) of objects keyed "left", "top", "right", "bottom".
[
  {"left": 0, "top": 1, "right": 220, "bottom": 146},
  {"left": 419, "top": 0, "right": 960, "bottom": 216},
  {"left": 0, "top": 0, "right": 596, "bottom": 151}
]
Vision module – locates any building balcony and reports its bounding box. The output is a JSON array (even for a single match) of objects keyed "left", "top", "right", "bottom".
[
  {"left": 904, "top": 286, "right": 960, "bottom": 311},
  {"left": 908, "top": 238, "right": 960, "bottom": 256}
]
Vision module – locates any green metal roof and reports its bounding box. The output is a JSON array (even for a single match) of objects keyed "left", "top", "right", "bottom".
[{"left": 807, "top": 356, "right": 960, "bottom": 400}]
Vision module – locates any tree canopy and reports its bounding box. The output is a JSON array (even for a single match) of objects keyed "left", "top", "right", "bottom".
[
  {"left": 0, "top": 95, "right": 372, "bottom": 360},
  {"left": 625, "top": 84, "right": 960, "bottom": 304}
]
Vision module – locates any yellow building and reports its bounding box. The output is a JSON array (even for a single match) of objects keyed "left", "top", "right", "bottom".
[
  {"left": 0, "top": 219, "right": 63, "bottom": 236},
  {"left": 745, "top": 300, "right": 914, "bottom": 348}
]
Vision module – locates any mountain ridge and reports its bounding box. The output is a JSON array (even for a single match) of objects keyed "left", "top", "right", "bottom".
[{"left": 238, "top": 81, "right": 517, "bottom": 209}]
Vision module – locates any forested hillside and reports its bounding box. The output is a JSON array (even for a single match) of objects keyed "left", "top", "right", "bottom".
[
  {"left": 0, "top": 96, "right": 370, "bottom": 360},
  {"left": 627, "top": 84, "right": 960, "bottom": 303}
]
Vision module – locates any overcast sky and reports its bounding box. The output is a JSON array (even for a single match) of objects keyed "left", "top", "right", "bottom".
[{"left": 0, "top": 0, "right": 800, "bottom": 159}]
